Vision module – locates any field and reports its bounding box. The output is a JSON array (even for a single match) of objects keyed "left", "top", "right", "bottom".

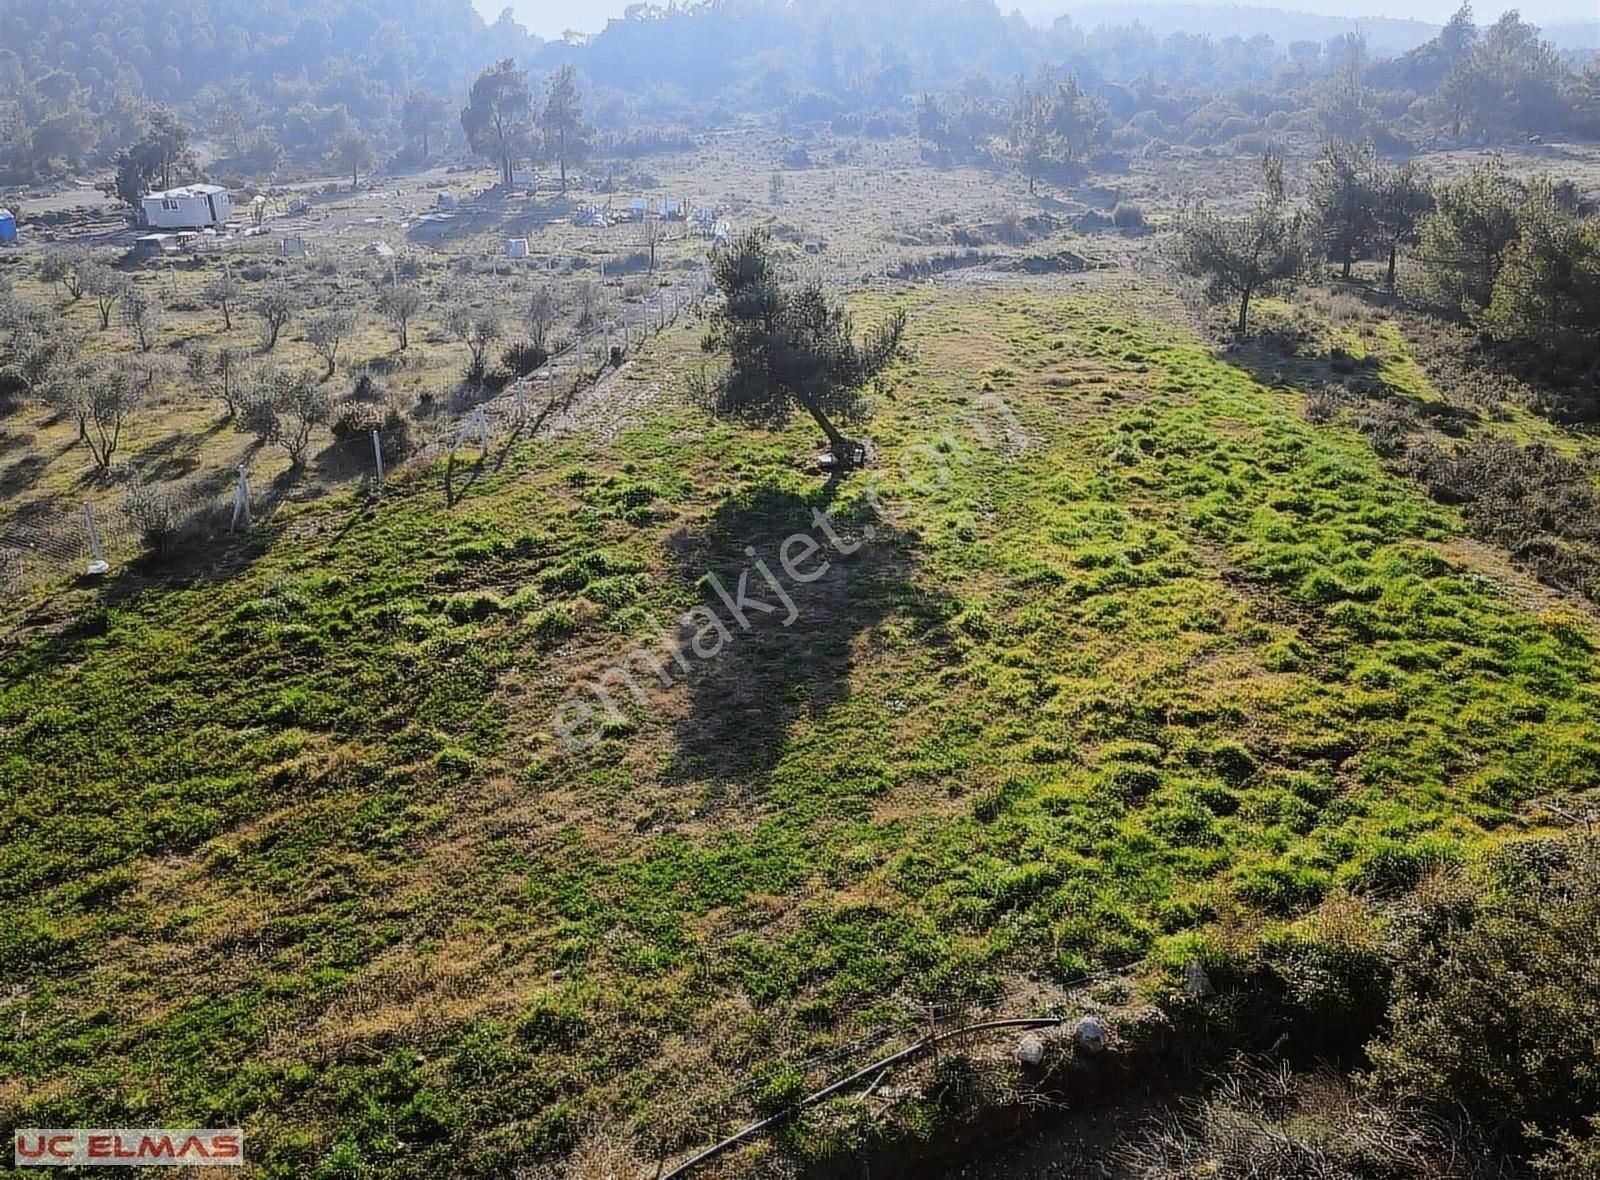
[{"left": 6, "top": 141, "right": 1600, "bottom": 1173}]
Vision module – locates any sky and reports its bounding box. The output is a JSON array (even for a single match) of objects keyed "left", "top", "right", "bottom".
[{"left": 488, "top": 0, "right": 1595, "bottom": 42}]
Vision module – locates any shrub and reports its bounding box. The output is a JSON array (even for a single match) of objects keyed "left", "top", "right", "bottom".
[
  {"left": 331, "top": 400, "right": 386, "bottom": 441},
  {"left": 1111, "top": 201, "right": 1147, "bottom": 231},
  {"left": 502, "top": 341, "right": 549, "bottom": 378},
  {"left": 1368, "top": 835, "right": 1600, "bottom": 1153},
  {"left": 123, "top": 482, "right": 194, "bottom": 557},
  {"left": 1115, "top": 1058, "right": 1502, "bottom": 1179}
]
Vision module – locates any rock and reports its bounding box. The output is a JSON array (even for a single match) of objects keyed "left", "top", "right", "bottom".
[
  {"left": 1073, "top": 1016, "right": 1107, "bottom": 1055},
  {"left": 1016, "top": 1033, "right": 1046, "bottom": 1068},
  {"left": 1185, "top": 959, "right": 1216, "bottom": 999}
]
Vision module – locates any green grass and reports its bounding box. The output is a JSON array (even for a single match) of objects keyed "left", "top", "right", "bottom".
[{"left": 2, "top": 290, "right": 1597, "bottom": 1176}]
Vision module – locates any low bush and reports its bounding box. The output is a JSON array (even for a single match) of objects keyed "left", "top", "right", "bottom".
[
  {"left": 1111, "top": 201, "right": 1148, "bottom": 231},
  {"left": 124, "top": 482, "right": 195, "bottom": 557},
  {"left": 502, "top": 341, "right": 549, "bottom": 378}
]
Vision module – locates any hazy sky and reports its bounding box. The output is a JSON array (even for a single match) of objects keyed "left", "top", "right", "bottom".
[{"left": 488, "top": 0, "right": 1594, "bottom": 41}]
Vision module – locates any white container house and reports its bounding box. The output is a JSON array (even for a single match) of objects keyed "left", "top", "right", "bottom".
[{"left": 142, "top": 184, "right": 232, "bottom": 230}]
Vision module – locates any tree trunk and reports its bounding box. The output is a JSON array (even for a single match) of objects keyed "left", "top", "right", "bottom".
[
  {"left": 422, "top": 129, "right": 430, "bottom": 158},
  {"left": 559, "top": 128, "right": 567, "bottom": 193},
  {"left": 1386, "top": 245, "right": 1398, "bottom": 291},
  {"left": 1237, "top": 287, "right": 1252, "bottom": 336},
  {"left": 802, "top": 399, "right": 854, "bottom": 471},
  {"left": 1341, "top": 242, "right": 1352, "bottom": 279}
]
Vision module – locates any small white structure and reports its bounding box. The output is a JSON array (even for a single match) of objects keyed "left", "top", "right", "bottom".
[
  {"left": 507, "top": 238, "right": 530, "bottom": 259},
  {"left": 510, "top": 169, "right": 537, "bottom": 191},
  {"left": 661, "top": 198, "right": 682, "bottom": 219},
  {"left": 630, "top": 197, "right": 647, "bottom": 220},
  {"left": 136, "top": 233, "right": 181, "bottom": 256},
  {"left": 142, "top": 184, "right": 231, "bottom": 230}
]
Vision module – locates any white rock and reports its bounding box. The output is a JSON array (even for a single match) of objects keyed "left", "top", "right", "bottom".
[
  {"left": 1073, "top": 1016, "right": 1107, "bottom": 1054},
  {"left": 1016, "top": 1033, "right": 1046, "bottom": 1068}
]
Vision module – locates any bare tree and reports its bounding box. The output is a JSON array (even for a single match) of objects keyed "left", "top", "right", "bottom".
[
  {"left": 203, "top": 267, "right": 242, "bottom": 330},
  {"left": 641, "top": 214, "right": 666, "bottom": 273},
  {"left": 306, "top": 308, "right": 356, "bottom": 377},
  {"left": 121, "top": 287, "right": 161, "bottom": 351},
  {"left": 445, "top": 305, "right": 503, "bottom": 380},
  {"left": 37, "top": 253, "right": 72, "bottom": 300},
  {"left": 573, "top": 278, "right": 601, "bottom": 332},
  {"left": 378, "top": 285, "right": 423, "bottom": 351},
  {"left": 256, "top": 286, "right": 296, "bottom": 351},
  {"left": 83, "top": 367, "right": 142, "bottom": 469},
  {"left": 60, "top": 248, "right": 90, "bottom": 302},
  {"left": 526, "top": 285, "right": 558, "bottom": 352},
  {"left": 80, "top": 261, "right": 127, "bottom": 330}
]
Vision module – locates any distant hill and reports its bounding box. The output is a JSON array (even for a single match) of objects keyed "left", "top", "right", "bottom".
[
  {"left": 1543, "top": 20, "right": 1600, "bottom": 51},
  {"left": 1048, "top": 3, "right": 1442, "bottom": 54}
]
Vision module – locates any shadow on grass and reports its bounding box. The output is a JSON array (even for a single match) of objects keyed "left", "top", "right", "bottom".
[
  {"left": 1226, "top": 333, "right": 1482, "bottom": 436},
  {"left": 661, "top": 478, "right": 955, "bottom": 788}
]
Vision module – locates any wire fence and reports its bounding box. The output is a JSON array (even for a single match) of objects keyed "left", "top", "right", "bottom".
[{"left": 0, "top": 271, "right": 714, "bottom": 608}]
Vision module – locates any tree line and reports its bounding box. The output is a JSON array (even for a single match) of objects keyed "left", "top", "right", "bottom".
[
  {"left": 1168, "top": 147, "right": 1600, "bottom": 405},
  {"left": 5, "top": 0, "right": 1597, "bottom": 190}
]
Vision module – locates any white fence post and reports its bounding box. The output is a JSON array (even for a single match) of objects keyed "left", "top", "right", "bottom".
[
  {"left": 83, "top": 502, "right": 109, "bottom": 575},
  {"left": 231, "top": 465, "right": 252, "bottom": 531},
  {"left": 370, "top": 429, "right": 385, "bottom": 488}
]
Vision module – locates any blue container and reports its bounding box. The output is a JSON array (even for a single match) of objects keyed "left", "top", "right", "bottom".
[{"left": 0, "top": 209, "right": 16, "bottom": 244}]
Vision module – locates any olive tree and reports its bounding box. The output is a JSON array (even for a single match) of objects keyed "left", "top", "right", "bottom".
[
  {"left": 0, "top": 295, "right": 81, "bottom": 401},
  {"left": 256, "top": 286, "right": 297, "bottom": 350},
  {"left": 83, "top": 366, "right": 143, "bottom": 470},
  {"left": 1168, "top": 153, "right": 1315, "bottom": 335},
  {"left": 378, "top": 285, "right": 423, "bottom": 351},
  {"left": 1373, "top": 162, "right": 1434, "bottom": 291},
  {"left": 691, "top": 227, "right": 905, "bottom": 472},
  {"left": 203, "top": 267, "right": 243, "bottom": 330},
  {"left": 1308, "top": 138, "right": 1377, "bottom": 280},
  {"left": 241, "top": 369, "right": 332, "bottom": 467},
  {"left": 59, "top": 247, "right": 91, "bottom": 302},
  {"left": 185, "top": 343, "right": 248, "bottom": 416},
  {"left": 121, "top": 287, "right": 161, "bottom": 351},
  {"left": 445, "top": 305, "right": 503, "bottom": 381},
  {"left": 80, "top": 261, "right": 128, "bottom": 330},
  {"left": 526, "top": 285, "right": 558, "bottom": 352},
  {"left": 306, "top": 308, "right": 356, "bottom": 377},
  {"left": 1416, "top": 157, "right": 1523, "bottom": 311},
  {"left": 37, "top": 253, "right": 73, "bottom": 300}
]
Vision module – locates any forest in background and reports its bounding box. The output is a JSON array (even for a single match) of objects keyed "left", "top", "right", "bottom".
[{"left": 2, "top": 0, "right": 1598, "bottom": 189}]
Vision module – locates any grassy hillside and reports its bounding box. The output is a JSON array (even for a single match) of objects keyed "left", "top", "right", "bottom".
[{"left": 3, "top": 287, "right": 1596, "bottom": 1176}]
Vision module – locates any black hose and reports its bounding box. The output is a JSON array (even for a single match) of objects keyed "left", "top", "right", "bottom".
[{"left": 658, "top": 1016, "right": 1065, "bottom": 1180}]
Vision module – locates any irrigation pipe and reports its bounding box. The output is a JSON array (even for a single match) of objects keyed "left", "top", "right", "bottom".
[{"left": 658, "top": 1015, "right": 1066, "bottom": 1180}]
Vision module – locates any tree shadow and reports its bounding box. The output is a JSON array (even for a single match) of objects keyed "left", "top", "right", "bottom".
[
  {"left": 1226, "top": 332, "right": 1483, "bottom": 435},
  {"left": 0, "top": 453, "right": 50, "bottom": 497},
  {"left": 660, "top": 478, "right": 955, "bottom": 789}
]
